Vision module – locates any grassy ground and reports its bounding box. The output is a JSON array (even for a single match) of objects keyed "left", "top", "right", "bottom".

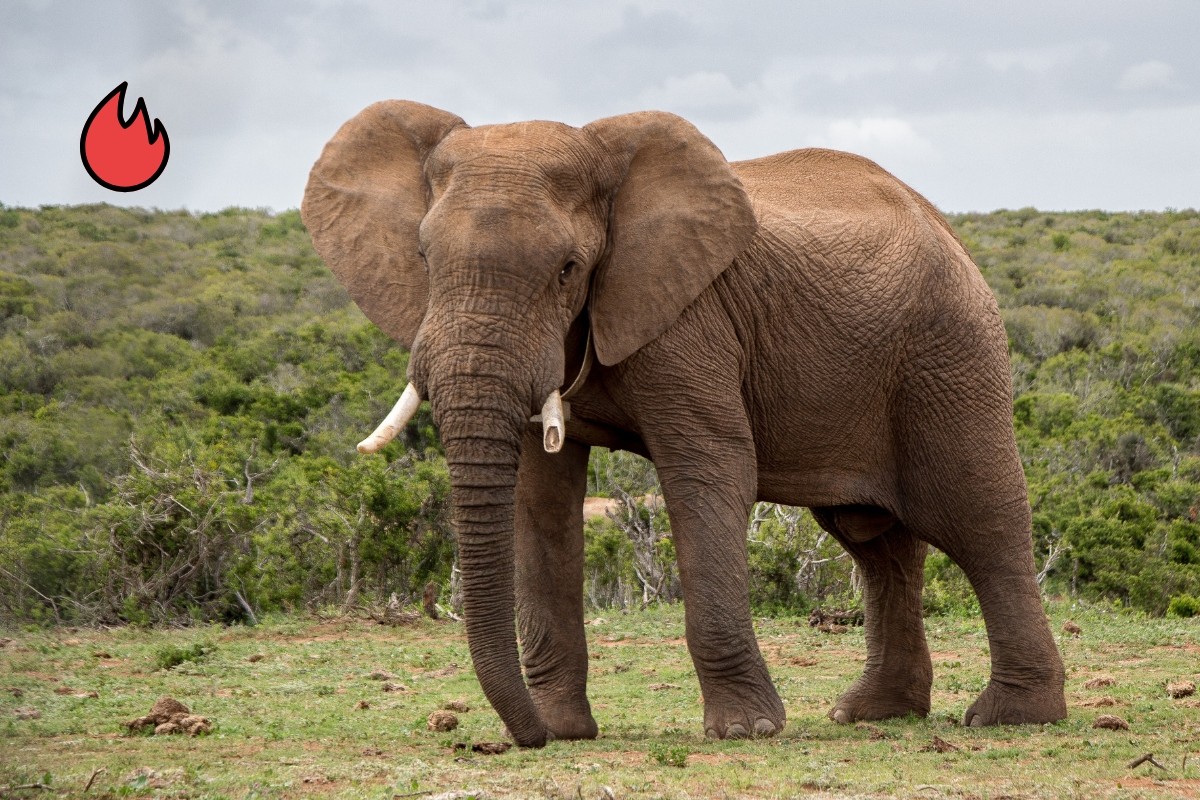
[{"left": 1, "top": 603, "right": 1198, "bottom": 799}]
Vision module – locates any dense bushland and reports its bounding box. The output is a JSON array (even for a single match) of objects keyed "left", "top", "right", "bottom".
[{"left": 0, "top": 203, "right": 1197, "bottom": 624}]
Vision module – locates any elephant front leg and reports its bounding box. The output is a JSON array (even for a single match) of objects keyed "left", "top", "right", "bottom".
[
  {"left": 654, "top": 439, "right": 786, "bottom": 740},
  {"left": 514, "top": 429, "right": 598, "bottom": 740}
]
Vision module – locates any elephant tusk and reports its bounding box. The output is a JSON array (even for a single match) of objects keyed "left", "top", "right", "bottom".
[
  {"left": 357, "top": 383, "right": 421, "bottom": 454},
  {"left": 540, "top": 390, "right": 565, "bottom": 454}
]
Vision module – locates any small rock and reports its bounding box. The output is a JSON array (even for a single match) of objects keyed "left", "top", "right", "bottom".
[
  {"left": 247, "top": 653, "right": 264, "bottom": 663},
  {"left": 1093, "top": 714, "right": 1130, "bottom": 731},
  {"left": 367, "top": 669, "right": 395, "bottom": 681},
  {"left": 356, "top": 700, "right": 371, "bottom": 710},
  {"left": 1167, "top": 681, "right": 1196, "bottom": 699},
  {"left": 381, "top": 682, "right": 409, "bottom": 693},
  {"left": 1085, "top": 675, "right": 1117, "bottom": 689},
  {"left": 14, "top": 707, "right": 41, "bottom": 720},
  {"left": 1062, "top": 620, "right": 1082, "bottom": 637},
  {"left": 443, "top": 699, "right": 470, "bottom": 712},
  {"left": 92, "top": 651, "right": 112, "bottom": 659},
  {"left": 427, "top": 710, "right": 459, "bottom": 732},
  {"left": 1081, "top": 696, "right": 1117, "bottom": 707}
]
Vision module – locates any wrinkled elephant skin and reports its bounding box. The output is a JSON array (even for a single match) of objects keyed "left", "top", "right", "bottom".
[{"left": 302, "top": 101, "right": 1067, "bottom": 746}]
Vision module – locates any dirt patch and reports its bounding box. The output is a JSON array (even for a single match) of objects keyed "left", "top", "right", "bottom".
[
  {"left": 1121, "top": 777, "right": 1200, "bottom": 798},
  {"left": 1084, "top": 675, "right": 1117, "bottom": 689}
]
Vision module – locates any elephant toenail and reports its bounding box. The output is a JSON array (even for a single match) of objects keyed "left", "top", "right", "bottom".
[
  {"left": 753, "top": 718, "right": 777, "bottom": 737},
  {"left": 705, "top": 728, "right": 720, "bottom": 740},
  {"left": 968, "top": 714, "right": 985, "bottom": 728},
  {"left": 725, "top": 723, "right": 748, "bottom": 738},
  {"left": 831, "top": 708, "right": 850, "bottom": 724}
]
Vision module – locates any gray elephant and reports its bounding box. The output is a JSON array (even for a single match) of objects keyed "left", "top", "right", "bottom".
[{"left": 301, "top": 101, "right": 1067, "bottom": 747}]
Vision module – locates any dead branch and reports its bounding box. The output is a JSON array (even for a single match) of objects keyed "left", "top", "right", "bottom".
[{"left": 1128, "top": 753, "right": 1166, "bottom": 770}]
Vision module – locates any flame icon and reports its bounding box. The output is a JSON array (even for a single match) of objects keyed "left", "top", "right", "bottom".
[{"left": 80, "top": 82, "right": 170, "bottom": 192}]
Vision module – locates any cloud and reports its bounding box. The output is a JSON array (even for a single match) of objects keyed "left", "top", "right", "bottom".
[
  {"left": 820, "top": 117, "right": 935, "bottom": 161},
  {"left": 3, "top": 0, "right": 1200, "bottom": 211},
  {"left": 983, "top": 42, "right": 1108, "bottom": 74},
  {"left": 1118, "top": 60, "right": 1178, "bottom": 92},
  {"left": 636, "top": 72, "right": 756, "bottom": 121}
]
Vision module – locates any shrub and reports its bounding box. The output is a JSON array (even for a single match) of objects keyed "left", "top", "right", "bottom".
[
  {"left": 1167, "top": 594, "right": 1200, "bottom": 618},
  {"left": 154, "top": 642, "right": 213, "bottom": 670}
]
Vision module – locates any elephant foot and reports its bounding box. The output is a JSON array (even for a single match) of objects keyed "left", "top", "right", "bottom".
[
  {"left": 543, "top": 711, "right": 598, "bottom": 740},
  {"left": 531, "top": 691, "right": 599, "bottom": 740},
  {"left": 963, "top": 678, "right": 1066, "bottom": 727},
  {"left": 828, "top": 669, "right": 932, "bottom": 724},
  {"left": 702, "top": 685, "right": 786, "bottom": 740}
]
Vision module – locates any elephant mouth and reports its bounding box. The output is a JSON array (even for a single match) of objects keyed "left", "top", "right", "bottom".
[{"left": 356, "top": 382, "right": 567, "bottom": 455}]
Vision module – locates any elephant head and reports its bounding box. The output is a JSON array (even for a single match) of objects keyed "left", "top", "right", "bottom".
[{"left": 301, "top": 100, "right": 756, "bottom": 746}]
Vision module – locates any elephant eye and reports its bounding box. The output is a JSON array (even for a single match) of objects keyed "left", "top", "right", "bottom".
[{"left": 559, "top": 260, "right": 577, "bottom": 285}]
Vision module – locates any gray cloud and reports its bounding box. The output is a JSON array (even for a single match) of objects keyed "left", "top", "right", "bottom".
[{"left": 1, "top": 0, "right": 1198, "bottom": 211}]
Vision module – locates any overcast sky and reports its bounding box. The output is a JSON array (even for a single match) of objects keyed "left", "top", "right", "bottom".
[{"left": 3, "top": 0, "right": 1198, "bottom": 213}]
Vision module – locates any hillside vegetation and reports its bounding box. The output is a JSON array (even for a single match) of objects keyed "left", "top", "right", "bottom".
[{"left": 0, "top": 203, "right": 1198, "bottom": 624}]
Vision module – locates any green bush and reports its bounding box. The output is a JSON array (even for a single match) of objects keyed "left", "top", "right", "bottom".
[
  {"left": 154, "top": 642, "right": 213, "bottom": 670},
  {"left": 1167, "top": 594, "right": 1200, "bottom": 618},
  {"left": 3, "top": 204, "right": 1200, "bottom": 624}
]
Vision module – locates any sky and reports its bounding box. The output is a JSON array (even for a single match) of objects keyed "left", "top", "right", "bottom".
[{"left": 2, "top": 0, "right": 1199, "bottom": 214}]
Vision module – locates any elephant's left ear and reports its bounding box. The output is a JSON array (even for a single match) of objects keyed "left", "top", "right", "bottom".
[{"left": 584, "top": 112, "right": 757, "bottom": 366}]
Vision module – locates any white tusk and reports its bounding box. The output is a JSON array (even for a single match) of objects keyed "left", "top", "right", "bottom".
[
  {"left": 357, "top": 383, "right": 421, "bottom": 454},
  {"left": 541, "top": 390, "right": 565, "bottom": 454}
]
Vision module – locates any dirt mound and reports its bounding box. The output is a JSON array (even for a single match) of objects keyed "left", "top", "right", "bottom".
[
  {"left": 125, "top": 696, "right": 212, "bottom": 736},
  {"left": 427, "top": 710, "right": 459, "bottom": 731}
]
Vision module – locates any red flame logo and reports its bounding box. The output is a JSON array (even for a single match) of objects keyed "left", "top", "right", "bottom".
[{"left": 80, "top": 82, "right": 170, "bottom": 192}]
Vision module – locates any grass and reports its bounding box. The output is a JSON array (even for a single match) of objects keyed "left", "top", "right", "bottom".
[{"left": 1, "top": 602, "right": 1198, "bottom": 799}]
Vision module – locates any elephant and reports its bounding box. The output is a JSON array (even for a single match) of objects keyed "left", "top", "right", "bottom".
[{"left": 301, "top": 100, "right": 1067, "bottom": 747}]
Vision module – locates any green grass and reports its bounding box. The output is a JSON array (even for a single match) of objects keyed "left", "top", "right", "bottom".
[{"left": 1, "top": 603, "right": 1198, "bottom": 799}]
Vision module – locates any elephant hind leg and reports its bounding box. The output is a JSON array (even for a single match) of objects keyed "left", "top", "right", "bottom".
[
  {"left": 813, "top": 508, "right": 933, "bottom": 723},
  {"left": 898, "top": 413, "right": 1066, "bottom": 726}
]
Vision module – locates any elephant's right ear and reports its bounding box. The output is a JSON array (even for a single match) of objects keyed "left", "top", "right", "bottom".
[{"left": 302, "top": 101, "right": 466, "bottom": 348}]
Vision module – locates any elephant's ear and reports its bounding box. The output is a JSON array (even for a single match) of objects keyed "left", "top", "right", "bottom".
[
  {"left": 302, "top": 101, "right": 466, "bottom": 348},
  {"left": 583, "top": 112, "right": 757, "bottom": 366}
]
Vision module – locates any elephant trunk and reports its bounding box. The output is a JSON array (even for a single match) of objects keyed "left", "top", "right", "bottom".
[{"left": 437, "top": 388, "right": 549, "bottom": 748}]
